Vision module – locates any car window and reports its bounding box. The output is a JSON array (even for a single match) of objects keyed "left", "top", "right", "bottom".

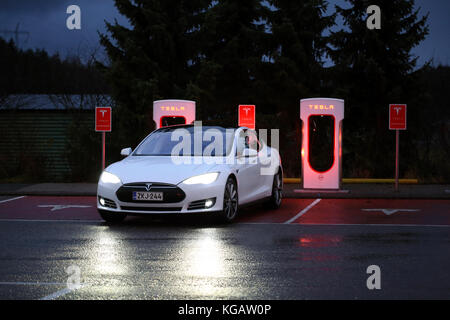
[
  {"left": 236, "top": 130, "right": 260, "bottom": 156},
  {"left": 134, "top": 126, "right": 235, "bottom": 157},
  {"left": 248, "top": 132, "right": 260, "bottom": 151}
]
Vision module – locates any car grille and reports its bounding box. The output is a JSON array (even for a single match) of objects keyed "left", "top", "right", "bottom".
[{"left": 116, "top": 182, "right": 185, "bottom": 203}]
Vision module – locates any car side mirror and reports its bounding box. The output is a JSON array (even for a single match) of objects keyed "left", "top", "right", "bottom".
[
  {"left": 120, "top": 147, "right": 132, "bottom": 157},
  {"left": 242, "top": 148, "right": 258, "bottom": 158}
]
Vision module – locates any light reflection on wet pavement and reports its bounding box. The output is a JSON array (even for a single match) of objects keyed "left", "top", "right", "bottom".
[{"left": 0, "top": 220, "right": 448, "bottom": 299}]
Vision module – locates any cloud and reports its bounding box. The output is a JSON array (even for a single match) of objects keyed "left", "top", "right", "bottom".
[{"left": 0, "top": 0, "right": 71, "bottom": 14}]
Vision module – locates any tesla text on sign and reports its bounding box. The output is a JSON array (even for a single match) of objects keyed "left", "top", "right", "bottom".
[
  {"left": 238, "top": 105, "right": 256, "bottom": 130},
  {"left": 389, "top": 104, "right": 407, "bottom": 130},
  {"left": 95, "top": 107, "right": 112, "bottom": 132}
]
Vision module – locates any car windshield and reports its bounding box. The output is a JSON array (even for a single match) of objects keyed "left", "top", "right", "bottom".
[{"left": 133, "top": 126, "right": 236, "bottom": 157}]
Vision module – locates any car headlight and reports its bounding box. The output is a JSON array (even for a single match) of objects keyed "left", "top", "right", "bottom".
[
  {"left": 99, "top": 171, "right": 122, "bottom": 184},
  {"left": 182, "top": 172, "right": 220, "bottom": 185}
]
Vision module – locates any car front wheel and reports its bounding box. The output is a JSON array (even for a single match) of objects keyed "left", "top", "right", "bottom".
[
  {"left": 218, "top": 177, "right": 239, "bottom": 223},
  {"left": 98, "top": 209, "right": 127, "bottom": 224},
  {"left": 268, "top": 171, "right": 282, "bottom": 209}
]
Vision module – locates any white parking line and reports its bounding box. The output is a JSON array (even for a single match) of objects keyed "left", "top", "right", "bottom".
[
  {"left": 0, "top": 219, "right": 102, "bottom": 223},
  {"left": 284, "top": 198, "right": 321, "bottom": 224},
  {"left": 40, "top": 288, "right": 74, "bottom": 300},
  {"left": 0, "top": 281, "right": 65, "bottom": 286},
  {"left": 40, "top": 285, "right": 86, "bottom": 300},
  {"left": 38, "top": 205, "right": 92, "bottom": 211},
  {"left": 0, "top": 281, "right": 86, "bottom": 300},
  {"left": 241, "top": 222, "right": 450, "bottom": 228},
  {"left": 0, "top": 196, "right": 26, "bottom": 204}
]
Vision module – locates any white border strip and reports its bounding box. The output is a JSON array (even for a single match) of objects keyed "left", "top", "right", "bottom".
[
  {"left": 241, "top": 222, "right": 450, "bottom": 228},
  {"left": 3, "top": 219, "right": 449, "bottom": 228},
  {"left": 0, "top": 218, "right": 448, "bottom": 228},
  {"left": 0, "top": 196, "right": 26, "bottom": 204},
  {"left": 299, "top": 222, "right": 450, "bottom": 228},
  {"left": 284, "top": 198, "right": 321, "bottom": 224}
]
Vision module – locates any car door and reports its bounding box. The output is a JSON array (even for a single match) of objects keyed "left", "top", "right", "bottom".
[
  {"left": 257, "top": 140, "right": 276, "bottom": 197},
  {"left": 235, "top": 129, "right": 263, "bottom": 204}
]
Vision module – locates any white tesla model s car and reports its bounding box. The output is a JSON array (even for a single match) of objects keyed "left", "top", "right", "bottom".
[{"left": 97, "top": 125, "right": 282, "bottom": 223}]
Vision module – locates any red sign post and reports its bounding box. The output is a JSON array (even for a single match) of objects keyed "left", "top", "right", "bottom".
[
  {"left": 238, "top": 105, "right": 256, "bottom": 130},
  {"left": 389, "top": 104, "right": 407, "bottom": 192},
  {"left": 95, "top": 107, "right": 112, "bottom": 170}
]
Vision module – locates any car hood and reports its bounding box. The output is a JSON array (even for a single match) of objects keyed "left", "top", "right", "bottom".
[{"left": 105, "top": 156, "right": 221, "bottom": 185}]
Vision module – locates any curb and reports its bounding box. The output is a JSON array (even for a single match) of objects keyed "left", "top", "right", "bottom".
[
  {"left": 0, "top": 191, "right": 448, "bottom": 200},
  {"left": 282, "top": 192, "right": 449, "bottom": 200},
  {"left": 0, "top": 183, "right": 448, "bottom": 199},
  {"left": 283, "top": 178, "right": 419, "bottom": 184},
  {"left": 0, "top": 191, "right": 96, "bottom": 197}
]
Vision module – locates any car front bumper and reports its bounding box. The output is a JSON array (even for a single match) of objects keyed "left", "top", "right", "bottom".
[{"left": 97, "top": 179, "right": 226, "bottom": 215}]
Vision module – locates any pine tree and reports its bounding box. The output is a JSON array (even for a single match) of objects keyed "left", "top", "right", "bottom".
[
  {"left": 191, "top": 0, "right": 269, "bottom": 121},
  {"left": 265, "top": 0, "right": 335, "bottom": 114},
  {"left": 252, "top": 0, "right": 335, "bottom": 177},
  {"left": 99, "top": 0, "right": 210, "bottom": 148},
  {"left": 328, "top": 0, "right": 429, "bottom": 177}
]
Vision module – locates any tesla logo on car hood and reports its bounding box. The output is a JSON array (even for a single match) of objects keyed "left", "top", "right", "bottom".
[{"left": 145, "top": 183, "right": 152, "bottom": 191}]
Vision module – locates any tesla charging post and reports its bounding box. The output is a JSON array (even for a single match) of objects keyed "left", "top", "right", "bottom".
[
  {"left": 95, "top": 107, "right": 112, "bottom": 170},
  {"left": 153, "top": 100, "right": 196, "bottom": 129},
  {"left": 238, "top": 105, "right": 256, "bottom": 129},
  {"left": 389, "top": 104, "right": 407, "bottom": 192},
  {"left": 300, "top": 98, "right": 344, "bottom": 190}
]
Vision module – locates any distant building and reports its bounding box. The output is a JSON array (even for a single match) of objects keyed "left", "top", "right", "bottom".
[
  {"left": 0, "top": 94, "right": 114, "bottom": 182},
  {"left": 0, "top": 94, "right": 112, "bottom": 110}
]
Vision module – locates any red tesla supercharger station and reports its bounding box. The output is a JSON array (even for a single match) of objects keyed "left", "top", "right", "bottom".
[
  {"left": 300, "top": 98, "right": 344, "bottom": 190},
  {"left": 95, "top": 107, "right": 112, "bottom": 170},
  {"left": 153, "top": 99, "right": 196, "bottom": 129}
]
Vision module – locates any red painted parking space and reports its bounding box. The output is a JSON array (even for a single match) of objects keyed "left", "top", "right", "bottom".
[
  {"left": 294, "top": 199, "right": 450, "bottom": 226},
  {"left": 0, "top": 196, "right": 98, "bottom": 220},
  {"left": 0, "top": 196, "right": 448, "bottom": 226},
  {"left": 237, "top": 199, "right": 312, "bottom": 223}
]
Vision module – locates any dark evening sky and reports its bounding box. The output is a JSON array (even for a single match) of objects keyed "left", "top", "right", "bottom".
[{"left": 0, "top": 0, "right": 448, "bottom": 66}]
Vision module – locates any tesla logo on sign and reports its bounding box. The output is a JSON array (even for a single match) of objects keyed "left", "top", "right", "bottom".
[
  {"left": 238, "top": 105, "right": 256, "bottom": 130},
  {"left": 389, "top": 104, "right": 407, "bottom": 130},
  {"left": 95, "top": 107, "right": 112, "bottom": 132}
]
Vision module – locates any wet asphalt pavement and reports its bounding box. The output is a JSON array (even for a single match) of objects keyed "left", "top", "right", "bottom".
[{"left": 0, "top": 218, "right": 449, "bottom": 300}]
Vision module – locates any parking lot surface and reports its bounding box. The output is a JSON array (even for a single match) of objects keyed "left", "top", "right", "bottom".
[{"left": 0, "top": 195, "right": 448, "bottom": 299}]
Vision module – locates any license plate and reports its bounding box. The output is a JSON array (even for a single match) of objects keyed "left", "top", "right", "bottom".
[{"left": 132, "top": 191, "right": 163, "bottom": 201}]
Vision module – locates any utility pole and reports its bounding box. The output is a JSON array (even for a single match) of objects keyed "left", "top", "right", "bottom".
[{"left": 0, "top": 23, "right": 30, "bottom": 46}]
